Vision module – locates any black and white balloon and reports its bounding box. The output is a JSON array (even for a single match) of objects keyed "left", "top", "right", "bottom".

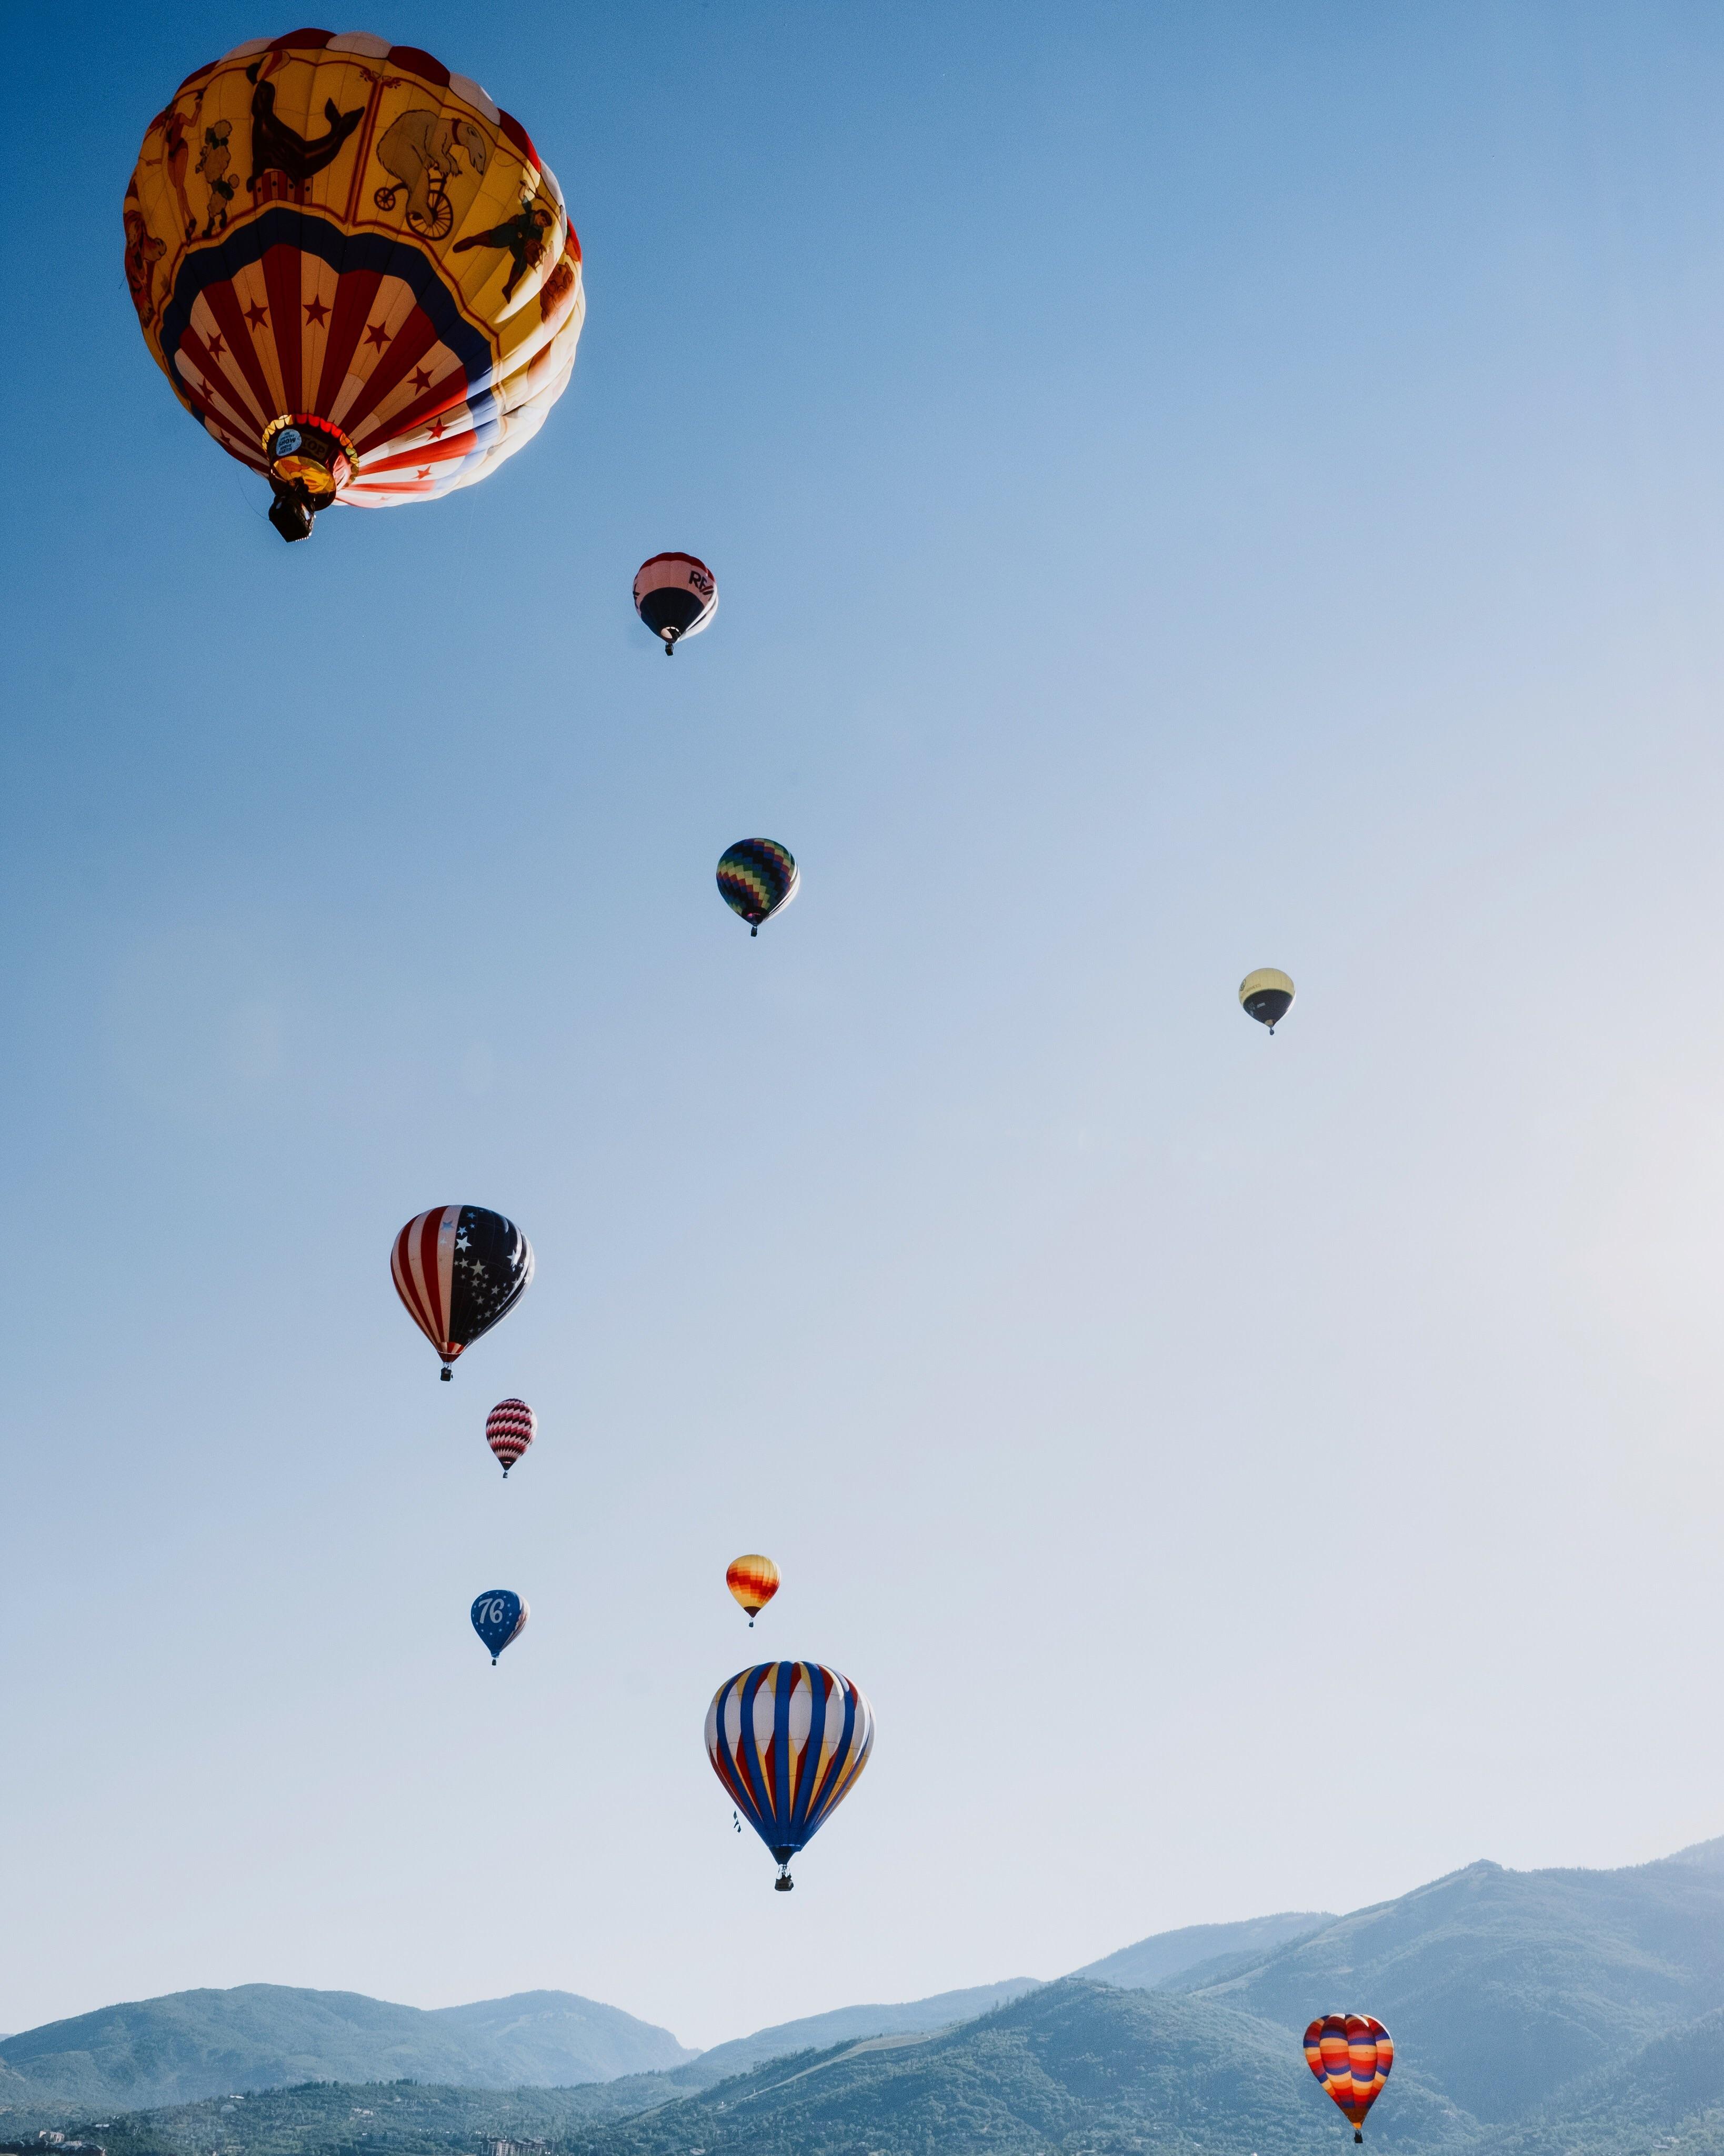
[{"left": 634, "top": 552, "right": 718, "bottom": 654}]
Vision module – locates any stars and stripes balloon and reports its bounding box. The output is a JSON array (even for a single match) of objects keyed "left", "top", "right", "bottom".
[
  {"left": 485, "top": 1397, "right": 535, "bottom": 1475},
  {"left": 391, "top": 1205, "right": 534, "bottom": 1379},
  {"left": 706, "top": 1661, "right": 874, "bottom": 1890},
  {"left": 124, "top": 29, "right": 584, "bottom": 542},
  {"left": 470, "top": 1587, "right": 527, "bottom": 1664},
  {"left": 717, "top": 839, "right": 798, "bottom": 936},
  {"left": 1240, "top": 967, "right": 1295, "bottom": 1034},
  {"left": 1304, "top": 2015, "right": 1394, "bottom": 2144},
  {"left": 634, "top": 552, "right": 717, "bottom": 654},
  {"left": 725, "top": 1554, "right": 780, "bottom": 1627}
]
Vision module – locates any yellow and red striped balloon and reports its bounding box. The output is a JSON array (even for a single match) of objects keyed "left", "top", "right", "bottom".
[
  {"left": 1304, "top": 2015, "right": 1394, "bottom": 2143},
  {"left": 726, "top": 1553, "right": 780, "bottom": 1625}
]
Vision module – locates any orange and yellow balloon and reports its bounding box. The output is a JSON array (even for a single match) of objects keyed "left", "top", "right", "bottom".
[
  {"left": 726, "top": 1554, "right": 780, "bottom": 1627},
  {"left": 124, "top": 29, "right": 584, "bottom": 541},
  {"left": 1304, "top": 2015, "right": 1394, "bottom": 2144}
]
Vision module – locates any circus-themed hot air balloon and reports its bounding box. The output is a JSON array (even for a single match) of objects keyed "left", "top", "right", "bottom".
[
  {"left": 1305, "top": 2015, "right": 1394, "bottom": 2144},
  {"left": 470, "top": 1587, "right": 527, "bottom": 1664},
  {"left": 717, "top": 840, "right": 798, "bottom": 937},
  {"left": 124, "top": 30, "right": 585, "bottom": 541},
  {"left": 392, "top": 1206, "right": 533, "bottom": 1379},
  {"left": 634, "top": 553, "right": 717, "bottom": 654},
  {"left": 726, "top": 1554, "right": 780, "bottom": 1627},
  {"left": 485, "top": 1397, "right": 535, "bottom": 1475},
  {"left": 1240, "top": 967, "right": 1295, "bottom": 1034},
  {"left": 706, "top": 1661, "right": 874, "bottom": 1891}
]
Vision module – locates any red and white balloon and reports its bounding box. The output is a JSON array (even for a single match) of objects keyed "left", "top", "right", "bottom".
[{"left": 486, "top": 1398, "right": 536, "bottom": 1476}]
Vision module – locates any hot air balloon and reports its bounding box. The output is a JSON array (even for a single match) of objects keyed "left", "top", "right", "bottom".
[
  {"left": 726, "top": 1554, "right": 780, "bottom": 1627},
  {"left": 471, "top": 1587, "right": 527, "bottom": 1664},
  {"left": 1240, "top": 967, "right": 1295, "bottom": 1034},
  {"left": 1304, "top": 2015, "right": 1394, "bottom": 2144},
  {"left": 717, "top": 839, "right": 798, "bottom": 936},
  {"left": 486, "top": 1398, "right": 535, "bottom": 1475},
  {"left": 706, "top": 1660, "right": 873, "bottom": 1891},
  {"left": 634, "top": 553, "right": 717, "bottom": 654},
  {"left": 392, "top": 1206, "right": 533, "bottom": 1379},
  {"left": 124, "top": 30, "right": 585, "bottom": 542}
]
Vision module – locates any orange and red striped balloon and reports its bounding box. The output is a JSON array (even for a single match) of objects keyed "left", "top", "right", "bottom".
[
  {"left": 1304, "top": 2015, "right": 1394, "bottom": 2143},
  {"left": 726, "top": 1554, "right": 780, "bottom": 1625}
]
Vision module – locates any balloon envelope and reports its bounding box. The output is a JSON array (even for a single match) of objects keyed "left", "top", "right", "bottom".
[
  {"left": 1240, "top": 967, "right": 1296, "bottom": 1031},
  {"left": 486, "top": 1397, "right": 535, "bottom": 1474},
  {"left": 1304, "top": 2015, "right": 1394, "bottom": 2141},
  {"left": 634, "top": 553, "right": 717, "bottom": 652},
  {"left": 470, "top": 1587, "right": 527, "bottom": 1663},
  {"left": 125, "top": 29, "right": 584, "bottom": 539},
  {"left": 726, "top": 1553, "right": 780, "bottom": 1620},
  {"left": 717, "top": 839, "right": 798, "bottom": 935},
  {"left": 392, "top": 1206, "right": 534, "bottom": 1377},
  {"left": 706, "top": 1661, "right": 873, "bottom": 1884}
]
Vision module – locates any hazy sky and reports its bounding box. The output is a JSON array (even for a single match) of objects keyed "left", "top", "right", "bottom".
[{"left": 7, "top": 0, "right": 1724, "bottom": 2054}]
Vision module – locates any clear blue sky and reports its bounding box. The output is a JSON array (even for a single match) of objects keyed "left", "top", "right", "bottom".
[{"left": 6, "top": 0, "right": 1724, "bottom": 2051}]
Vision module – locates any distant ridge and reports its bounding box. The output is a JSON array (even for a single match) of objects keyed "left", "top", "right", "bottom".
[
  {"left": 0, "top": 1985, "right": 693, "bottom": 2117},
  {"left": 1072, "top": 1910, "right": 1333, "bottom": 1991},
  {"left": 683, "top": 1980, "right": 1044, "bottom": 2082}
]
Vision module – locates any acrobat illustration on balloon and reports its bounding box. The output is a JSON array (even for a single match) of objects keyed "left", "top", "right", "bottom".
[{"left": 124, "top": 30, "right": 585, "bottom": 542}]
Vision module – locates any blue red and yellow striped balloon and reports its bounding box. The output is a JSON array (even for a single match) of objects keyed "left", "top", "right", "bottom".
[
  {"left": 485, "top": 1397, "right": 535, "bottom": 1475},
  {"left": 634, "top": 553, "right": 717, "bottom": 654},
  {"left": 706, "top": 1660, "right": 874, "bottom": 1889},
  {"left": 391, "top": 1205, "right": 534, "bottom": 1379},
  {"left": 717, "top": 839, "right": 798, "bottom": 937},
  {"left": 1304, "top": 2015, "right": 1394, "bottom": 2143},
  {"left": 124, "top": 29, "right": 584, "bottom": 542},
  {"left": 470, "top": 1587, "right": 527, "bottom": 1664}
]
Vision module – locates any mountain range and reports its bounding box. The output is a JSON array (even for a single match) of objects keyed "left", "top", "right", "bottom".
[{"left": 8, "top": 1837, "right": 1724, "bottom": 2155}]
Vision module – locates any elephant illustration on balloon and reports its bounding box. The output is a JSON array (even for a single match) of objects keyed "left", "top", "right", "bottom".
[{"left": 373, "top": 108, "right": 490, "bottom": 239}]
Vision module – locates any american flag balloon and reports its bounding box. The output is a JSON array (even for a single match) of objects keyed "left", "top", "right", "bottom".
[
  {"left": 706, "top": 1660, "right": 874, "bottom": 1891},
  {"left": 391, "top": 1206, "right": 533, "bottom": 1379},
  {"left": 486, "top": 1398, "right": 536, "bottom": 1476}
]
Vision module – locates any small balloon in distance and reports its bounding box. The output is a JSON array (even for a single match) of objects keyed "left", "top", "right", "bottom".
[
  {"left": 726, "top": 1553, "right": 780, "bottom": 1626},
  {"left": 391, "top": 1205, "right": 534, "bottom": 1379},
  {"left": 486, "top": 1398, "right": 535, "bottom": 1476},
  {"left": 717, "top": 839, "right": 798, "bottom": 936},
  {"left": 635, "top": 552, "right": 717, "bottom": 654},
  {"left": 1239, "top": 967, "right": 1295, "bottom": 1034},
  {"left": 1304, "top": 2014, "right": 1393, "bottom": 2145},
  {"left": 471, "top": 1588, "right": 528, "bottom": 1665}
]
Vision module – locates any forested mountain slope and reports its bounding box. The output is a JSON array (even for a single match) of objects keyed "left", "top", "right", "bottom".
[
  {"left": 0, "top": 1988, "right": 692, "bottom": 2115},
  {"left": 1180, "top": 1838, "right": 1724, "bottom": 2123}
]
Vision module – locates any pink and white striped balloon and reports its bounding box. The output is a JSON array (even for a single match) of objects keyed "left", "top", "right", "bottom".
[{"left": 485, "top": 1398, "right": 536, "bottom": 1476}]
